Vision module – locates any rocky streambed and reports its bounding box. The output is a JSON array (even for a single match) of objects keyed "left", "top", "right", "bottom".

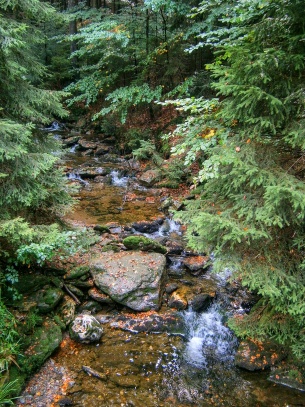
[{"left": 13, "top": 127, "right": 305, "bottom": 406}]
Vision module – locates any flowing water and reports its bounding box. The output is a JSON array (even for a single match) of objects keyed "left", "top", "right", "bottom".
[{"left": 30, "top": 129, "right": 305, "bottom": 406}]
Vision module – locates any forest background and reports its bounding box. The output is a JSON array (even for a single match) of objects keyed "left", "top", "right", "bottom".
[{"left": 1, "top": 0, "right": 305, "bottom": 402}]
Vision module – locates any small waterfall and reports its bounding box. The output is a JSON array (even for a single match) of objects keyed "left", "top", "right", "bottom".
[
  {"left": 44, "top": 121, "right": 62, "bottom": 132},
  {"left": 183, "top": 303, "right": 238, "bottom": 370},
  {"left": 69, "top": 144, "right": 78, "bottom": 153},
  {"left": 144, "top": 218, "right": 182, "bottom": 239},
  {"left": 159, "top": 218, "right": 182, "bottom": 236},
  {"left": 168, "top": 256, "right": 184, "bottom": 272},
  {"left": 110, "top": 170, "right": 129, "bottom": 187},
  {"left": 66, "top": 172, "right": 88, "bottom": 186}
]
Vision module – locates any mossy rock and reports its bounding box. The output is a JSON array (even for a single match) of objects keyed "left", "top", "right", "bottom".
[
  {"left": 65, "top": 265, "right": 90, "bottom": 280},
  {"left": 123, "top": 236, "right": 167, "bottom": 254},
  {"left": 101, "top": 244, "right": 120, "bottom": 253},
  {"left": 35, "top": 286, "right": 64, "bottom": 314},
  {"left": 22, "top": 321, "right": 62, "bottom": 374},
  {"left": 93, "top": 225, "right": 111, "bottom": 234}
]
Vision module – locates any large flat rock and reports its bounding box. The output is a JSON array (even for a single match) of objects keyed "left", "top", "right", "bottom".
[{"left": 90, "top": 251, "right": 166, "bottom": 311}]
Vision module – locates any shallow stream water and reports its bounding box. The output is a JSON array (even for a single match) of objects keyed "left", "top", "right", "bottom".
[{"left": 25, "top": 128, "right": 305, "bottom": 406}]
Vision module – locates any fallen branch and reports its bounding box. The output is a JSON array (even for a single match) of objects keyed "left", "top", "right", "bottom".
[{"left": 63, "top": 283, "right": 81, "bottom": 305}]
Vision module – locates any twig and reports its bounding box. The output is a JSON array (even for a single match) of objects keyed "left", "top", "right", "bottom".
[{"left": 63, "top": 283, "right": 81, "bottom": 305}]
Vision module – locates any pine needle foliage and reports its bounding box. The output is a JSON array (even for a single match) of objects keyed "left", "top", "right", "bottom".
[
  {"left": 169, "top": 0, "right": 305, "bottom": 359},
  {"left": 0, "top": 0, "right": 72, "bottom": 266}
]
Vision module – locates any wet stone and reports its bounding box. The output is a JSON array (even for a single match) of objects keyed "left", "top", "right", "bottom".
[
  {"left": 132, "top": 218, "right": 164, "bottom": 234},
  {"left": 235, "top": 339, "right": 287, "bottom": 371},
  {"left": 168, "top": 291, "right": 188, "bottom": 310},
  {"left": 189, "top": 293, "right": 214, "bottom": 312},
  {"left": 91, "top": 251, "right": 167, "bottom": 311},
  {"left": 182, "top": 255, "right": 211, "bottom": 274},
  {"left": 69, "top": 314, "right": 103, "bottom": 344}
]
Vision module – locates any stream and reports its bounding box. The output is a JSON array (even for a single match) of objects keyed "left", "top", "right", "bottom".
[{"left": 20, "top": 127, "right": 305, "bottom": 406}]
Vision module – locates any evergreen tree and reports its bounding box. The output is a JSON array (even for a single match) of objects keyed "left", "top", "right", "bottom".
[
  {"left": 0, "top": 0, "right": 72, "bottom": 272},
  {"left": 168, "top": 0, "right": 305, "bottom": 359}
]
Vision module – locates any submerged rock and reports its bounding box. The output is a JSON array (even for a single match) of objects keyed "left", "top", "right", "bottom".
[
  {"left": 110, "top": 311, "right": 184, "bottom": 334},
  {"left": 90, "top": 251, "right": 166, "bottom": 311},
  {"left": 69, "top": 313, "right": 103, "bottom": 343},
  {"left": 268, "top": 367, "right": 305, "bottom": 391}
]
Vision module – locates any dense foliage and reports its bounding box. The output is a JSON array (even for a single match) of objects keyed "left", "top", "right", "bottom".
[
  {"left": 0, "top": 0, "right": 73, "bottom": 271},
  {"left": 167, "top": 0, "right": 305, "bottom": 358}
]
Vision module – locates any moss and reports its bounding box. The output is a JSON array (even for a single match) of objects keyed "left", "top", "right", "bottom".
[
  {"left": 93, "top": 225, "right": 111, "bottom": 234},
  {"left": 21, "top": 321, "right": 62, "bottom": 375},
  {"left": 123, "top": 236, "right": 167, "bottom": 254},
  {"left": 101, "top": 244, "right": 120, "bottom": 253},
  {"left": 65, "top": 265, "right": 90, "bottom": 280},
  {"left": 35, "top": 287, "right": 64, "bottom": 314}
]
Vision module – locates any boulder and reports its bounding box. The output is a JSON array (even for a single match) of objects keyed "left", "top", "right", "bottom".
[
  {"left": 65, "top": 265, "right": 90, "bottom": 280},
  {"left": 95, "top": 144, "right": 111, "bottom": 155},
  {"left": 165, "top": 283, "right": 179, "bottom": 294},
  {"left": 78, "top": 167, "right": 109, "bottom": 179},
  {"left": 35, "top": 287, "right": 64, "bottom": 314},
  {"left": 138, "top": 169, "right": 161, "bottom": 187},
  {"left": 62, "top": 136, "right": 80, "bottom": 148},
  {"left": 78, "top": 139, "right": 98, "bottom": 150},
  {"left": 235, "top": 339, "right": 287, "bottom": 371},
  {"left": 123, "top": 236, "right": 167, "bottom": 254},
  {"left": 24, "top": 321, "right": 62, "bottom": 374},
  {"left": 90, "top": 251, "right": 166, "bottom": 311},
  {"left": 132, "top": 218, "right": 164, "bottom": 234},
  {"left": 165, "top": 235, "right": 185, "bottom": 255},
  {"left": 69, "top": 314, "right": 103, "bottom": 343},
  {"left": 88, "top": 288, "right": 116, "bottom": 305}
]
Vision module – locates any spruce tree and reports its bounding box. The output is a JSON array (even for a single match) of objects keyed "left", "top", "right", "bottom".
[
  {"left": 0, "top": 0, "right": 72, "bottom": 268},
  {"left": 169, "top": 0, "right": 305, "bottom": 359}
]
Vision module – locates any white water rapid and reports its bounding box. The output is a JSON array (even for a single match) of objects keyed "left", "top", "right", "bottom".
[{"left": 183, "top": 303, "right": 238, "bottom": 370}]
